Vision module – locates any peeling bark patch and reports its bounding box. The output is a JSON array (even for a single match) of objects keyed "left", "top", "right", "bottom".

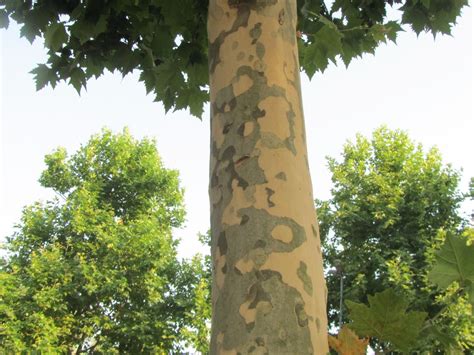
[
  {"left": 284, "top": 109, "right": 297, "bottom": 155},
  {"left": 265, "top": 187, "right": 275, "bottom": 207},
  {"left": 295, "top": 302, "right": 309, "bottom": 327},
  {"left": 249, "top": 22, "right": 262, "bottom": 43},
  {"left": 218, "top": 232, "right": 228, "bottom": 256},
  {"left": 243, "top": 121, "right": 255, "bottom": 136},
  {"left": 278, "top": 8, "right": 285, "bottom": 25},
  {"left": 278, "top": 328, "right": 287, "bottom": 341},
  {"left": 248, "top": 283, "right": 272, "bottom": 309},
  {"left": 235, "top": 155, "right": 250, "bottom": 166},
  {"left": 246, "top": 322, "right": 255, "bottom": 332},
  {"left": 223, "top": 122, "right": 233, "bottom": 134},
  {"left": 240, "top": 214, "right": 250, "bottom": 225},
  {"left": 261, "top": 132, "right": 285, "bottom": 149},
  {"left": 271, "top": 224, "right": 292, "bottom": 243},
  {"left": 311, "top": 224, "right": 318, "bottom": 238},
  {"left": 252, "top": 107, "right": 266, "bottom": 119},
  {"left": 256, "top": 42, "right": 265, "bottom": 59},
  {"left": 235, "top": 156, "right": 267, "bottom": 187},
  {"left": 275, "top": 171, "right": 287, "bottom": 181},
  {"left": 297, "top": 261, "right": 313, "bottom": 296}
]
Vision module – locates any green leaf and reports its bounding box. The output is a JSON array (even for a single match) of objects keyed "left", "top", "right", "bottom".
[
  {"left": 420, "top": 0, "right": 431, "bottom": 8},
  {"left": 69, "top": 67, "right": 86, "bottom": 94},
  {"left": 44, "top": 23, "right": 68, "bottom": 52},
  {"left": 428, "top": 231, "right": 474, "bottom": 306},
  {"left": 20, "top": 22, "right": 40, "bottom": 43},
  {"left": 0, "top": 9, "right": 9, "bottom": 29},
  {"left": 70, "top": 16, "right": 108, "bottom": 44},
  {"left": 421, "top": 324, "right": 462, "bottom": 352},
  {"left": 30, "top": 64, "right": 57, "bottom": 90},
  {"left": 188, "top": 89, "right": 208, "bottom": 118},
  {"left": 346, "top": 288, "right": 427, "bottom": 352},
  {"left": 385, "top": 21, "right": 404, "bottom": 43},
  {"left": 370, "top": 24, "right": 387, "bottom": 42}
]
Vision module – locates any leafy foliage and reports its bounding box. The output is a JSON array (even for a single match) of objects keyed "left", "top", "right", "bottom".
[
  {"left": 346, "top": 289, "right": 427, "bottom": 352},
  {"left": 0, "top": 129, "right": 206, "bottom": 353},
  {"left": 0, "top": 0, "right": 467, "bottom": 117},
  {"left": 317, "top": 126, "right": 472, "bottom": 350}
]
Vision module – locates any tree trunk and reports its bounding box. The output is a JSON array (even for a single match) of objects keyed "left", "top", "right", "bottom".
[{"left": 207, "top": 0, "right": 328, "bottom": 353}]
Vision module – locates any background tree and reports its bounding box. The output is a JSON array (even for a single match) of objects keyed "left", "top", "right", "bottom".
[
  {"left": 317, "top": 126, "right": 473, "bottom": 350},
  {"left": 180, "top": 232, "right": 212, "bottom": 354},
  {"left": 0, "top": 129, "right": 206, "bottom": 353},
  {"left": 1, "top": 0, "right": 468, "bottom": 351}
]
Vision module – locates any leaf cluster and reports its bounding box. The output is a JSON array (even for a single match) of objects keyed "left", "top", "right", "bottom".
[
  {"left": 1, "top": 0, "right": 209, "bottom": 117},
  {"left": 1, "top": 0, "right": 467, "bottom": 118},
  {"left": 0, "top": 129, "right": 206, "bottom": 353},
  {"left": 297, "top": 0, "right": 467, "bottom": 76}
]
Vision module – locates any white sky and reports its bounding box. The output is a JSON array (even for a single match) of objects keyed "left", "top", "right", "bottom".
[{"left": 1, "top": 8, "right": 472, "bottom": 259}]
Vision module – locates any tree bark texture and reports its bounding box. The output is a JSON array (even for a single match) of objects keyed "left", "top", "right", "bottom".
[{"left": 208, "top": 0, "right": 329, "bottom": 353}]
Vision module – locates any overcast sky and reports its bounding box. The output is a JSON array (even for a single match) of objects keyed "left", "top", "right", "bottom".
[{"left": 1, "top": 8, "right": 472, "bottom": 258}]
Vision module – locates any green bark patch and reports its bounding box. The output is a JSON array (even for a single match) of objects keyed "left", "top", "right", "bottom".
[
  {"left": 297, "top": 261, "right": 313, "bottom": 296},
  {"left": 249, "top": 22, "right": 262, "bottom": 43},
  {"left": 275, "top": 171, "right": 287, "bottom": 181},
  {"left": 256, "top": 42, "right": 265, "bottom": 59},
  {"left": 211, "top": 208, "right": 313, "bottom": 353},
  {"left": 218, "top": 231, "right": 228, "bottom": 256},
  {"left": 265, "top": 187, "right": 275, "bottom": 207}
]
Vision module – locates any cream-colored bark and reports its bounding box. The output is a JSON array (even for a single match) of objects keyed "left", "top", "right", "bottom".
[{"left": 208, "top": 0, "right": 328, "bottom": 353}]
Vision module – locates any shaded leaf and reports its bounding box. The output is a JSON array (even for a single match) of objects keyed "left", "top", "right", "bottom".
[
  {"left": 69, "top": 67, "right": 86, "bottom": 94},
  {"left": 0, "top": 9, "right": 9, "bottom": 29},
  {"left": 44, "top": 23, "right": 68, "bottom": 52},
  {"left": 30, "top": 64, "right": 56, "bottom": 90}
]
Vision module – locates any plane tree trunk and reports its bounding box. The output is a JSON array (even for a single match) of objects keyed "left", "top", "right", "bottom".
[{"left": 207, "top": 0, "right": 329, "bottom": 353}]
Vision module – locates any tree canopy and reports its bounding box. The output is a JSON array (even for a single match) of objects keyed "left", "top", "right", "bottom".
[
  {"left": 0, "top": 129, "right": 208, "bottom": 353},
  {"left": 0, "top": 0, "right": 467, "bottom": 117},
  {"left": 317, "top": 126, "right": 473, "bottom": 350}
]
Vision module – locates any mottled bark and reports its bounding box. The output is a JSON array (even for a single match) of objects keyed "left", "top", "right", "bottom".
[{"left": 208, "top": 0, "right": 328, "bottom": 353}]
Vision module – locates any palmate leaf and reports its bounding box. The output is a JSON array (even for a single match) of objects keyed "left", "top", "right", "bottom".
[
  {"left": 30, "top": 64, "right": 57, "bottom": 90},
  {"left": 328, "top": 325, "right": 369, "bottom": 355},
  {"left": 346, "top": 288, "right": 427, "bottom": 352},
  {"left": 428, "top": 231, "right": 474, "bottom": 306}
]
